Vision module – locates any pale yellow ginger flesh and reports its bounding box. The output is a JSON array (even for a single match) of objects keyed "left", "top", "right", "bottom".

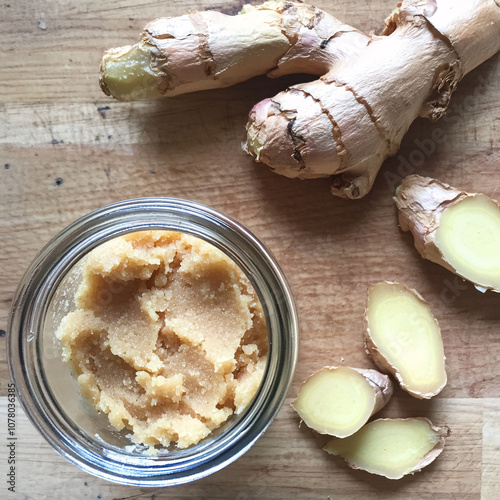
[
  {"left": 365, "top": 282, "right": 446, "bottom": 399},
  {"left": 56, "top": 231, "right": 267, "bottom": 449},
  {"left": 434, "top": 196, "right": 500, "bottom": 292},
  {"left": 395, "top": 175, "right": 500, "bottom": 293},
  {"left": 102, "top": 45, "right": 161, "bottom": 101},
  {"left": 100, "top": 1, "right": 500, "bottom": 199},
  {"left": 292, "top": 367, "right": 392, "bottom": 438},
  {"left": 324, "top": 418, "right": 447, "bottom": 480}
]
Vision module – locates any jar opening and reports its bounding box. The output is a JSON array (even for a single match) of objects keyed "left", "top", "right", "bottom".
[{"left": 8, "top": 198, "right": 298, "bottom": 486}]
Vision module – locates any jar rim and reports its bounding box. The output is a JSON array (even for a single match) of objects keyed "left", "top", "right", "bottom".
[{"left": 8, "top": 197, "right": 299, "bottom": 486}]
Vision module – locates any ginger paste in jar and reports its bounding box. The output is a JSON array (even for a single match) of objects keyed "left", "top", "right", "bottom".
[{"left": 56, "top": 230, "right": 268, "bottom": 449}]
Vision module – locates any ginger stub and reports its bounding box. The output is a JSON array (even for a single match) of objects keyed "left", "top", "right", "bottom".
[
  {"left": 324, "top": 418, "right": 448, "bottom": 480},
  {"left": 56, "top": 231, "right": 268, "bottom": 450},
  {"left": 100, "top": 1, "right": 500, "bottom": 199},
  {"left": 395, "top": 174, "right": 500, "bottom": 293},
  {"left": 292, "top": 366, "right": 393, "bottom": 438},
  {"left": 365, "top": 281, "right": 447, "bottom": 399}
]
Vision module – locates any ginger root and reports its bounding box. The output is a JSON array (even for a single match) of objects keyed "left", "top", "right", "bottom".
[
  {"left": 365, "top": 281, "right": 447, "bottom": 399},
  {"left": 324, "top": 417, "right": 448, "bottom": 480},
  {"left": 291, "top": 366, "right": 393, "bottom": 438},
  {"left": 100, "top": 1, "right": 500, "bottom": 199},
  {"left": 395, "top": 175, "right": 500, "bottom": 293}
]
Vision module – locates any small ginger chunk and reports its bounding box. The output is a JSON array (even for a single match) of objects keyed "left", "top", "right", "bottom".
[
  {"left": 365, "top": 281, "right": 447, "bottom": 399},
  {"left": 324, "top": 417, "right": 447, "bottom": 480},
  {"left": 292, "top": 366, "right": 392, "bottom": 438}
]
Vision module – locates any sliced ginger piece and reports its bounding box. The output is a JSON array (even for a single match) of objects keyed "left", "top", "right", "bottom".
[
  {"left": 435, "top": 196, "right": 500, "bottom": 289},
  {"left": 324, "top": 417, "right": 448, "bottom": 480},
  {"left": 396, "top": 174, "right": 500, "bottom": 293},
  {"left": 365, "top": 281, "right": 447, "bottom": 399},
  {"left": 292, "top": 366, "right": 393, "bottom": 438}
]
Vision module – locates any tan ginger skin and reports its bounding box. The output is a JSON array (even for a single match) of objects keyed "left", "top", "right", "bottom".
[{"left": 100, "top": 1, "right": 500, "bottom": 199}]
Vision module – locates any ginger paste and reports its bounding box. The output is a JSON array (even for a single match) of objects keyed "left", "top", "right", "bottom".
[{"left": 56, "top": 230, "right": 268, "bottom": 449}]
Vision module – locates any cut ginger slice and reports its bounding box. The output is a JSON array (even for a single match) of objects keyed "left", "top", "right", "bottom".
[
  {"left": 292, "top": 366, "right": 392, "bottom": 438},
  {"left": 365, "top": 282, "right": 447, "bottom": 399},
  {"left": 434, "top": 195, "right": 500, "bottom": 292},
  {"left": 324, "top": 417, "right": 447, "bottom": 480},
  {"left": 395, "top": 175, "right": 500, "bottom": 293}
]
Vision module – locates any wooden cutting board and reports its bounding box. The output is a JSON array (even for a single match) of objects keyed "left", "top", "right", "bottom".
[{"left": 1, "top": 1, "right": 499, "bottom": 498}]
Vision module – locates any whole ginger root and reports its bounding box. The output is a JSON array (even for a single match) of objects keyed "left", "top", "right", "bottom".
[{"left": 100, "top": 1, "right": 500, "bottom": 199}]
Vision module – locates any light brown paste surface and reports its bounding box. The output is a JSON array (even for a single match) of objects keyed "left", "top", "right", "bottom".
[{"left": 57, "top": 231, "right": 267, "bottom": 449}]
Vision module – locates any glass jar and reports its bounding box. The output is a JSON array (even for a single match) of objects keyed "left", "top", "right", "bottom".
[{"left": 7, "top": 198, "right": 298, "bottom": 486}]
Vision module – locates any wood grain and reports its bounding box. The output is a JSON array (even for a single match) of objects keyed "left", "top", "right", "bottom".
[{"left": 1, "top": 0, "right": 500, "bottom": 498}]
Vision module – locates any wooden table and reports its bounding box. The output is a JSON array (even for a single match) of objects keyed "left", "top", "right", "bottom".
[{"left": 1, "top": 1, "right": 499, "bottom": 498}]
